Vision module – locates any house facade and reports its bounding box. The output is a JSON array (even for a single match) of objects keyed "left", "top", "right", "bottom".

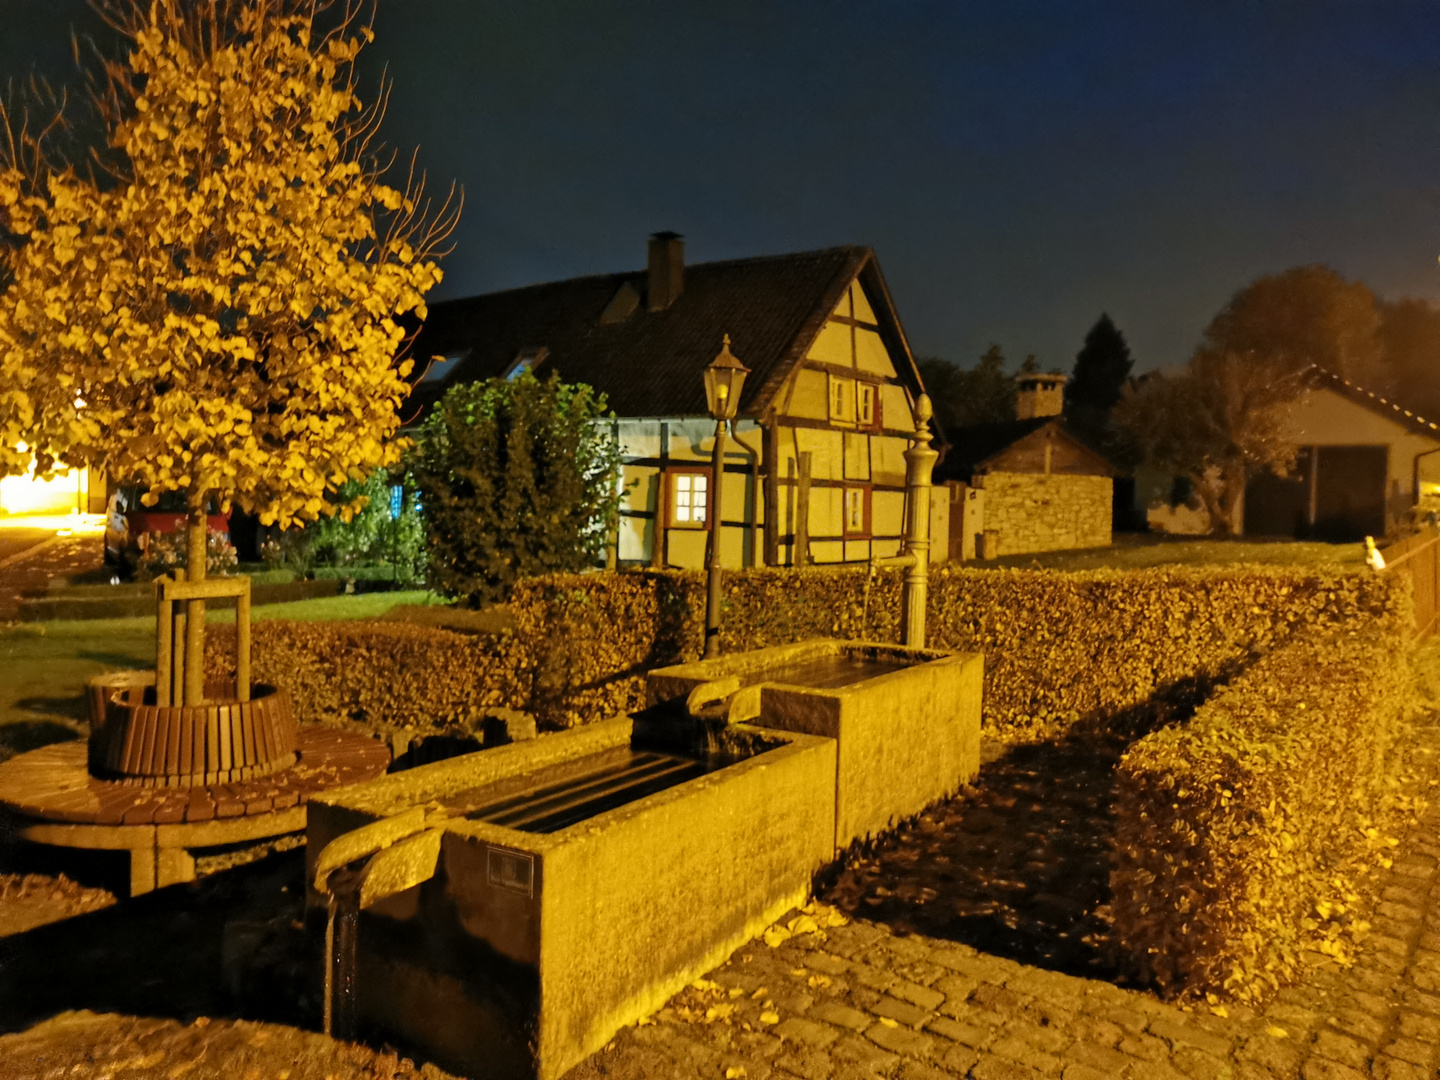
[
  {"left": 406, "top": 235, "right": 946, "bottom": 570},
  {"left": 938, "top": 375, "right": 1114, "bottom": 559}
]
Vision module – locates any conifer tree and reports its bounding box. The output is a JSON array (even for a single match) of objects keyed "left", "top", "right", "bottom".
[{"left": 1065, "top": 314, "right": 1134, "bottom": 430}]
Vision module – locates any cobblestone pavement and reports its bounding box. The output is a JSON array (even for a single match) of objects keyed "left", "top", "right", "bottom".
[
  {"left": 567, "top": 726, "right": 1440, "bottom": 1080},
  {"left": 0, "top": 534, "right": 103, "bottom": 622}
]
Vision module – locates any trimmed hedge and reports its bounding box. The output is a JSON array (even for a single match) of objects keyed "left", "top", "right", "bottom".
[
  {"left": 512, "top": 564, "right": 1406, "bottom": 736},
  {"left": 204, "top": 620, "right": 526, "bottom": 736},
  {"left": 1110, "top": 623, "right": 1413, "bottom": 1002}
]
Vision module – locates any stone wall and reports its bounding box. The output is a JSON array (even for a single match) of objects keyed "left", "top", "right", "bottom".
[{"left": 981, "top": 472, "right": 1111, "bottom": 556}]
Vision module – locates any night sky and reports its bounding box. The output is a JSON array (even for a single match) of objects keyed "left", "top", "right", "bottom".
[{"left": 5, "top": 1, "right": 1440, "bottom": 374}]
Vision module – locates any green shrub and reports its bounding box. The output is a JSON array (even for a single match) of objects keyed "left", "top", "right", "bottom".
[
  {"left": 408, "top": 371, "right": 623, "bottom": 607},
  {"left": 1110, "top": 617, "right": 1414, "bottom": 1002}
]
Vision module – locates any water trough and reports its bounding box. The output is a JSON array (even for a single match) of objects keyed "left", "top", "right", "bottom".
[{"left": 308, "top": 638, "right": 980, "bottom": 1080}]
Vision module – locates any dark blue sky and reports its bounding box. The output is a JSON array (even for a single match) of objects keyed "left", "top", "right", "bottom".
[{"left": 5, "top": 1, "right": 1440, "bottom": 373}]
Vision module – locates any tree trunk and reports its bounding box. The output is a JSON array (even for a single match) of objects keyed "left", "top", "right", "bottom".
[
  {"left": 184, "top": 491, "right": 208, "bottom": 706},
  {"left": 1193, "top": 473, "right": 1237, "bottom": 537}
]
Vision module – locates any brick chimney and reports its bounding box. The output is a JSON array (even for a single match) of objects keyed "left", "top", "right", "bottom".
[
  {"left": 1015, "top": 373, "right": 1067, "bottom": 420},
  {"left": 647, "top": 231, "right": 684, "bottom": 311}
]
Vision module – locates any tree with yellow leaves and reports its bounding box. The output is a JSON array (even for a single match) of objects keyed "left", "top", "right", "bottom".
[{"left": 0, "top": 0, "right": 458, "bottom": 703}]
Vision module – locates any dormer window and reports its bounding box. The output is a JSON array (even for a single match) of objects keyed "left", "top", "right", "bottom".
[
  {"left": 418, "top": 354, "right": 464, "bottom": 383},
  {"left": 506, "top": 346, "right": 549, "bottom": 380}
]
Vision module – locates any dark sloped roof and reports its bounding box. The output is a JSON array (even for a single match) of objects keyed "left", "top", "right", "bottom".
[
  {"left": 936, "top": 416, "right": 1114, "bottom": 480},
  {"left": 403, "top": 245, "right": 907, "bottom": 422},
  {"left": 937, "top": 418, "right": 1053, "bottom": 478},
  {"left": 1303, "top": 365, "right": 1440, "bottom": 439}
]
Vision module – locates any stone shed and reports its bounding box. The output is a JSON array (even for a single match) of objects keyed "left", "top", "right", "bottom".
[{"left": 938, "top": 375, "right": 1114, "bottom": 559}]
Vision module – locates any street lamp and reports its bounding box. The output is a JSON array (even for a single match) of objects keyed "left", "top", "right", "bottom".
[{"left": 703, "top": 334, "right": 749, "bottom": 659}]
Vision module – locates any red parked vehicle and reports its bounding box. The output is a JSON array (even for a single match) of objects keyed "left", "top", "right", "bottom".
[{"left": 103, "top": 485, "right": 231, "bottom": 573}]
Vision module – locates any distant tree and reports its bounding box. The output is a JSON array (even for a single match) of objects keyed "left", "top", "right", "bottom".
[
  {"left": 917, "top": 344, "right": 1017, "bottom": 430},
  {"left": 1065, "top": 314, "right": 1134, "bottom": 429},
  {"left": 1200, "top": 265, "right": 1385, "bottom": 389},
  {"left": 408, "top": 372, "right": 623, "bottom": 607},
  {"left": 1115, "top": 351, "right": 1302, "bottom": 536},
  {"left": 1378, "top": 297, "right": 1440, "bottom": 421}
]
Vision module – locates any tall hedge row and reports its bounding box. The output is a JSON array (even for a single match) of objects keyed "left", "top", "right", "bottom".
[
  {"left": 512, "top": 564, "right": 1405, "bottom": 738},
  {"left": 1110, "top": 624, "right": 1414, "bottom": 1002}
]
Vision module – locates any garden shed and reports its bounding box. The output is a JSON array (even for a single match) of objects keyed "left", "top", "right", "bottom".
[{"left": 938, "top": 374, "right": 1114, "bottom": 559}]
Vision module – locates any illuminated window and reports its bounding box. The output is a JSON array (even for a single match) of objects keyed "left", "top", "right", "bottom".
[
  {"left": 844, "top": 487, "right": 869, "bottom": 535},
  {"left": 672, "top": 473, "right": 707, "bottom": 525},
  {"left": 857, "top": 384, "right": 877, "bottom": 427},
  {"left": 828, "top": 375, "right": 856, "bottom": 423}
]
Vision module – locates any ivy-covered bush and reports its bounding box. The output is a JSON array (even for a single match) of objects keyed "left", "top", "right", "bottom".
[
  {"left": 407, "top": 372, "right": 623, "bottom": 607},
  {"left": 1110, "top": 620, "right": 1414, "bottom": 1003}
]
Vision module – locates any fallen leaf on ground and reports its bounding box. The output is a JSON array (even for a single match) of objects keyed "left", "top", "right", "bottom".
[
  {"left": 879, "top": 1017, "right": 899, "bottom": 1028},
  {"left": 1265, "top": 1025, "right": 1289, "bottom": 1038},
  {"left": 759, "top": 1011, "right": 779, "bottom": 1025},
  {"left": 763, "top": 926, "right": 791, "bottom": 947}
]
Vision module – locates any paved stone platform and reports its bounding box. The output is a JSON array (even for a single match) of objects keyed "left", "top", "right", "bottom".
[{"left": 566, "top": 724, "right": 1440, "bottom": 1080}]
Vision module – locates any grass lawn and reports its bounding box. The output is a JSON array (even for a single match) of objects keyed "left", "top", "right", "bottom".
[
  {"left": 970, "top": 532, "right": 1369, "bottom": 572},
  {"left": 0, "top": 589, "right": 441, "bottom": 759}
]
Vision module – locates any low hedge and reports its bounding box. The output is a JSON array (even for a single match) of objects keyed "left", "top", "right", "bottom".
[
  {"left": 1110, "top": 622, "right": 1413, "bottom": 1002},
  {"left": 512, "top": 564, "right": 1406, "bottom": 736},
  {"left": 203, "top": 621, "right": 526, "bottom": 736}
]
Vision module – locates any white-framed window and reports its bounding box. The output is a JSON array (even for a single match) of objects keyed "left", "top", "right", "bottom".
[
  {"left": 857, "top": 383, "right": 877, "bottom": 427},
  {"left": 828, "top": 374, "right": 856, "bottom": 423},
  {"left": 844, "top": 486, "right": 870, "bottom": 536},
  {"left": 671, "top": 472, "right": 708, "bottom": 526}
]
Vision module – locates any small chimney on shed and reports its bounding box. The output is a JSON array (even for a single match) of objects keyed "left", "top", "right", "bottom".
[
  {"left": 647, "top": 231, "right": 684, "bottom": 311},
  {"left": 1015, "top": 373, "right": 1067, "bottom": 420}
]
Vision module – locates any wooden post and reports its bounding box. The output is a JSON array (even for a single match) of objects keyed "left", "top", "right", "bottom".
[
  {"left": 236, "top": 577, "right": 251, "bottom": 703},
  {"left": 795, "top": 452, "right": 812, "bottom": 567},
  {"left": 184, "top": 503, "right": 207, "bottom": 706},
  {"left": 155, "top": 589, "right": 173, "bottom": 708},
  {"left": 763, "top": 423, "right": 780, "bottom": 567}
]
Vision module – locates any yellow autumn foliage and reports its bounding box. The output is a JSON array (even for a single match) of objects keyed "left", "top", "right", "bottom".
[{"left": 0, "top": 2, "right": 453, "bottom": 525}]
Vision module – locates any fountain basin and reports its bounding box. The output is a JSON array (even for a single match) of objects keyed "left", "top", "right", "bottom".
[
  {"left": 647, "top": 639, "right": 983, "bottom": 850},
  {"left": 306, "top": 714, "right": 836, "bottom": 1080}
]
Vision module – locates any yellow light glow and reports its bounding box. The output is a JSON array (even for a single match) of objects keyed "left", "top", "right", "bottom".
[
  {"left": 0, "top": 463, "right": 90, "bottom": 516},
  {"left": 0, "top": 512, "right": 105, "bottom": 534}
]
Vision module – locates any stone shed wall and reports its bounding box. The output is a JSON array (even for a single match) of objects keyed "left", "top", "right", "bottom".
[{"left": 982, "top": 472, "right": 1112, "bottom": 556}]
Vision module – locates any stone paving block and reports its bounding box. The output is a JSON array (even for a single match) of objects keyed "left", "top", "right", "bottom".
[
  {"left": 774, "top": 1018, "right": 841, "bottom": 1050},
  {"left": 1118, "top": 1032, "right": 1171, "bottom": 1062},
  {"left": 806, "top": 952, "right": 851, "bottom": 976},
  {"left": 1381, "top": 1037, "right": 1434, "bottom": 1067},
  {"left": 830, "top": 1034, "right": 899, "bottom": 1074},
  {"left": 926, "top": 1015, "right": 988, "bottom": 1048},
  {"left": 1147, "top": 1016, "right": 1234, "bottom": 1058},
  {"left": 1376, "top": 900, "right": 1425, "bottom": 923},
  {"left": 1371, "top": 1055, "right": 1432, "bottom": 1080},
  {"left": 970, "top": 983, "right": 1030, "bottom": 1015},
  {"left": 1307, "top": 1029, "right": 1368, "bottom": 1071},
  {"left": 940, "top": 1042, "right": 981, "bottom": 1075},
  {"left": 1324, "top": 1009, "right": 1386, "bottom": 1044},
  {"left": 895, "top": 960, "right": 947, "bottom": 987},
  {"left": 872, "top": 995, "right": 932, "bottom": 1027},
  {"left": 1264, "top": 1003, "right": 1321, "bottom": 1030},
  {"left": 1120, "top": 1060, "right": 1190, "bottom": 1080},
  {"left": 810, "top": 1002, "right": 872, "bottom": 1032},
  {"left": 1299, "top": 1057, "right": 1368, "bottom": 1080},
  {"left": 774, "top": 1049, "right": 833, "bottom": 1079},
  {"left": 884, "top": 936, "right": 936, "bottom": 965},
  {"left": 997, "top": 1019, "right": 1069, "bottom": 1056},
  {"left": 894, "top": 1061, "right": 952, "bottom": 1080},
  {"left": 1092, "top": 1005, "right": 1149, "bottom": 1037},
  {"left": 848, "top": 962, "right": 899, "bottom": 993},
  {"left": 934, "top": 973, "right": 982, "bottom": 1005},
  {"left": 1382, "top": 884, "right": 1427, "bottom": 906},
  {"left": 1064, "top": 1038, "right": 1132, "bottom": 1073},
  {"left": 1170, "top": 1045, "right": 1231, "bottom": 1080},
  {"left": 969, "top": 1053, "right": 1045, "bottom": 1080},
  {"left": 891, "top": 980, "right": 946, "bottom": 1012},
  {"left": 775, "top": 991, "right": 815, "bottom": 1015},
  {"left": 1398, "top": 986, "right": 1440, "bottom": 1013},
  {"left": 930, "top": 948, "right": 1004, "bottom": 980},
  {"left": 1396, "top": 1008, "right": 1440, "bottom": 1041},
  {"left": 989, "top": 1034, "right": 1062, "bottom": 1075},
  {"left": 1074, "top": 1016, "right": 1126, "bottom": 1048},
  {"left": 1059, "top": 1065, "right": 1109, "bottom": 1080},
  {"left": 865, "top": 1021, "right": 935, "bottom": 1059}
]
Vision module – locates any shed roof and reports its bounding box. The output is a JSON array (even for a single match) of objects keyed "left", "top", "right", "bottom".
[{"left": 937, "top": 417, "right": 1113, "bottom": 480}]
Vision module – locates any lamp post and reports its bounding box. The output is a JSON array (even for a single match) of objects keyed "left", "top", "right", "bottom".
[{"left": 702, "top": 335, "right": 749, "bottom": 659}]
